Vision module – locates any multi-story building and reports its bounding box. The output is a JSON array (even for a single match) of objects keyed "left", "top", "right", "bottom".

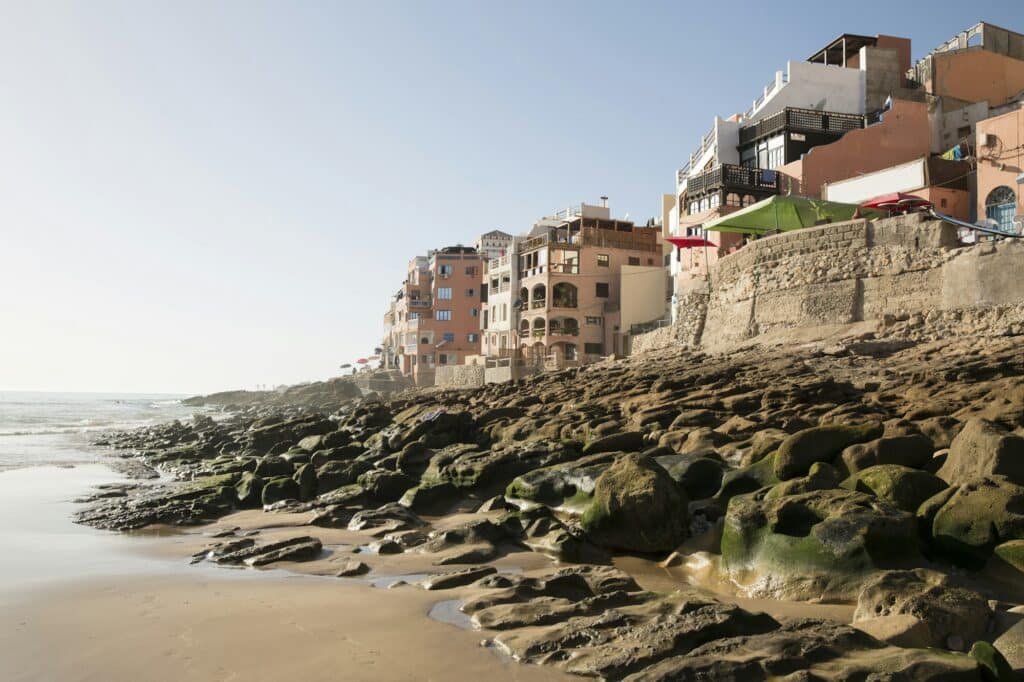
[
  {"left": 382, "top": 248, "right": 484, "bottom": 386},
  {"left": 976, "top": 106, "right": 1024, "bottom": 233},
  {"left": 475, "top": 230, "right": 515, "bottom": 260},
  {"left": 481, "top": 235, "right": 521, "bottom": 359},
  {"left": 668, "top": 32, "right": 913, "bottom": 292},
  {"left": 514, "top": 202, "right": 665, "bottom": 367}
]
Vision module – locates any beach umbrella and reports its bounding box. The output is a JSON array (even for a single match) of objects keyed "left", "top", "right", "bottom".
[
  {"left": 357, "top": 358, "right": 369, "bottom": 364},
  {"left": 666, "top": 236, "right": 717, "bottom": 249},
  {"left": 860, "top": 193, "right": 932, "bottom": 214}
]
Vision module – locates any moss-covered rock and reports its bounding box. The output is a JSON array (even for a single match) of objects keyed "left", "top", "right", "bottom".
[
  {"left": 838, "top": 431, "right": 934, "bottom": 475},
  {"left": 717, "top": 452, "right": 780, "bottom": 501},
  {"left": 581, "top": 431, "right": 645, "bottom": 456},
  {"left": 993, "top": 540, "right": 1024, "bottom": 574},
  {"left": 261, "top": 476, "right": 300, "bottom": 506},
  {"left": 970, "top": 640, "right": 1016, "bottom": 681},
  {"left": 930, "top": 475, "right": 1024, "bottom": 565},
  {"left": 504, "top": 452, "right": 613, "bottom": 510},
  {"left": 765, "top": 461, "right": 840, "bottom": 500},
  {"left": 774, "top": 421, "right": 882, "bottom": 480},
  {"left": 293, "top": 462, "right": 318, "bottom": 501},
  {"left": 721, "top": 488, "right": 920, "bottom": 600},
  {"left": 841, "top": 464, "right": 948, "bottom": 512},
  {"left": 655, "top": 455, "right": 724, "bottom": 500},
  {"left": 580, "top": 453, "right": 688, "bottom": 553},
  {"left": 939, "top": 418, "right": 1024, "bottom": 486},
  {"left": 234, "top": 472, "right": 264, "bottom": 508}
]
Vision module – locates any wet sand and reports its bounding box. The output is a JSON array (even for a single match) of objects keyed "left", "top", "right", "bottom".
[{"left": 0, "top": 574, "right": 569, "bottom": 682}]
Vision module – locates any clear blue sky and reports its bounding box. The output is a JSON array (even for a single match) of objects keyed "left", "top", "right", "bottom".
[{"left": 2, "top": 1, "right": 1022, "bottom": 394}]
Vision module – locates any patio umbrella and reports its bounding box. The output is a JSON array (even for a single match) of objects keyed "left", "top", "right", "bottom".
[
  {"left": 666, "top": 236, "right": 717, "bottom": 249},
  {"left": 702, "top": 195, "right": 881, "bottom": 235},
  {"left": 860, "top": 192, "right": 932, "bottom": 213}
]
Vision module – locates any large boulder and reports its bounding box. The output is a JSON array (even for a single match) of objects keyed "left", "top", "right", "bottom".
[
  {"left": 853, "top": 569, "right": 992, "bottom": 650},
  {"left": 721, "top": 488, "right": 920, "bottom": 600},
  {"left": 774, "top": 422, "right": 882, "bottom": 480},
  {"left": 260, "top": 476, "right": 300, "bottom": 506},
  {"left": 994, "top": 619, "right": 1024, "bottom": 673},
  {"left": 580, "top": 453, "right": 688, "bottom": 553},
  {"left": 938, "top": 418, "right": 1024, "bottom": 486},
  {"left": 840, "top": 464, "right": 947, "bottom": 512},
  {"left": 928, "top": 475, "right": 1024, "bottom": 565},
  {"left": 837, "top": 427, "right": 934, "bottom": 475}
]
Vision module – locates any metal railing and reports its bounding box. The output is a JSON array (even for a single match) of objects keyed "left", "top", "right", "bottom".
[
  {"left": 629, "top": 317, "right": 671, "bottom": 335},
  {"left": 738, "top": 107, "right": 864, "bottom": 146},
  {"left": 685, "top": 163, "right": 781, "bottom": 199}
]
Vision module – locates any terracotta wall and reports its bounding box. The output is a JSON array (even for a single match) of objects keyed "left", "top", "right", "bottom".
[
  {"left": 777, "top": 100, "right": 931, "bottom": 200},
  {"left": 930, "top": 49, "right": 1024, "bottom": 108},
  {"left": 976, "top": 108, "right": 1024, "bottom": 221},
  {"left": 918, "top": 187, "right": 972, "bottom": 221}
]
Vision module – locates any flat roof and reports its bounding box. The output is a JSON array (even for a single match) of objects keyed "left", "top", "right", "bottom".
[{"left": 808, "top": 33, "right": 878, "bottom": 64}]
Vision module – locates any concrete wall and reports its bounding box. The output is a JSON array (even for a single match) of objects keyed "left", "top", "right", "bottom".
[
  {"left": 620, "top": 265, "right": 669, "bottom": 331},
  {"left": 929, "top": 49, "right": 1024, "bottom": 109},
  {"left": 777, "top": 100, "right": 931, "bottom": 200}
]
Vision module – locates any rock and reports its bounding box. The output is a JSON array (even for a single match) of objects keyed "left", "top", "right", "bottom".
[
  {"left": 994, "top": 540, "right": 1024, "bottom": 574},
  {"left": 773, "top": 421, "right": 882, "bottom": 480},
  {"left": 398, "top": 481, "right": 459, "bottom": 514},
  {"left": 838, "top": 432, "right": 935, "bottom": 475},
  {"left": 260, "top": 476, "right": 300, "bottom": 506},
  {"left": 656, "top": 455, "right": 723, "bottom": 500},
  {"left": 840, "top": 464, "right": 948, "bottom": 512},
  {"left": 244, "top": 536, "right": 322, "bottom": 566},
  {"left": 315, "top": 459, "right": 372, "bottom": 493},
  {"left": 852, "top": 614, "right": 932, "bottom": 648},
  {"left": 422, "top": 566, "right": 497, "bottom": 590},
  {"left": 939, "top": 418, "right": 1024, "bottom": 486},
  {"left": 970, "top": 640, "right": 1016, "bottom": 681},
  {"left": 994, "top": 619, "right": 1024, "bottom": 672},
  {"left": 854, "top": 569, "right": 991, "bottom": 650},
  {"left": 477, "top": 495, "right": 514, "bottom": 512},
  {"left": 504, "top": 453, "right": 611, "bottom": 509},
  {"left": 293, "top": 463, "right": 318, "bottom": 501},
  {"left": 581, "top": 453, "right": 689, "bottom": 553},
  {"left": 368, "top": 539, "right": 403, "bottom": 555},
  {"left": 721, "top": 488, "right": 920, "bottom": 600},
  {"left": 336, "top": 560, "right": 370, "bottom": 577},
  {"left": 738, "top": 428, "right": 788, "bottom": 466},
  {"left": 356, "top": 468, "right": 413, "bottom": 501},
  {"left": 254, "top": 455, "right": 294, "bottom": 478},
  {"left": 929, "top": 476, "right": 1024, "bottom": 565},
  {"left": 234, "top": 472, "right": 264, "bottom": 507},
  {"left": 432, "top": 543, "right": 498, "bottom": 565},
  {"left": 765, "top": 460, "right": 841, "bottom": 499},
  {"left": 297, "top": 434, "right": 325, "bottom": 452},
  {"left": 347, "top": 503, "right": 425, "bottom": 533},
  {"left": 582, "top": 431, "right": 645, "bottom": 455}
]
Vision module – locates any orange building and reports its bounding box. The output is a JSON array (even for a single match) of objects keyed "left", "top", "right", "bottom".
[
  {"left": 382, "top": 247, "right": 484, "bottom": 386},
  {"left": 976, "top": 107, "right": 1024, "bottom": 233}
]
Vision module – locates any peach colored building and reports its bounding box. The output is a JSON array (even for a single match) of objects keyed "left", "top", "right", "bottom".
[
  {"left": 383, "top": 247, "right": 484, "bottom": 386},
  {"left": 976, "top": 107, "right": 1024, "bottom": 233},
  {"left": 515, "top": 204, "right": 663, "bottom": 366}
]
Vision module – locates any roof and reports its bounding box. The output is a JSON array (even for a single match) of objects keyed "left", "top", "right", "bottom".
[
  {"left": 479, "top": 230, "right": 514, "bottom": 239},
  {"left": 808, "top": 33, "right": 878, "bottom": 64},
  {"left": 701, "top": 195, "right": 884, "bottom": 234}
]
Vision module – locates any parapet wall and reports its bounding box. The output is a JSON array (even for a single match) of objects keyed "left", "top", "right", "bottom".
[{"left": 637, "top": 213, "right": 1024, "bottom": 353}]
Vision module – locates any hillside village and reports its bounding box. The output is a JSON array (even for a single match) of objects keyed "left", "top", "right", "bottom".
[{"left": 379, "top": 21, "right": 1024, "bottom": 388}]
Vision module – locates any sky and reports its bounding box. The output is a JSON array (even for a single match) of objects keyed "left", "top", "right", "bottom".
[{"left": 1, "top": 1, "right": 1023, "bottom": 394}]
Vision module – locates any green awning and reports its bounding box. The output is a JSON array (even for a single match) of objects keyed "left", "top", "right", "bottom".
[{"left": 701, "top": 195, "right": 884, "bottom": 235}]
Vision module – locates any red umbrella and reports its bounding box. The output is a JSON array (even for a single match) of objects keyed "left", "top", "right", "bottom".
[
  {"left": 860, "top": 193, "right": 932, "bottom": 212},
  {"left": 667, "top": 236, "right": 718, "bottom": 249},
  {"left": 357, "top": 358, "right": 369, "bottom": 364}
]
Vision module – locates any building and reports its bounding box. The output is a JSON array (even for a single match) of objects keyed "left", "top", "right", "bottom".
[
  {"left": 515, "top": 202, "right": 665, "bottom": 368},
  {"left": 475, "top": 230, "right": 515, "bottom": 260},
  {"left": 669, "top": 32, "right": 912, "bottom": 288},
  {"left": 481, "top": 235, "right": 521, "bottom": 359},
  {"left": 383, "top": 248, "right": 485, "bottom": 386},
  {"left": 975, "top": 106, "right": 1024, "bottom": 233}
]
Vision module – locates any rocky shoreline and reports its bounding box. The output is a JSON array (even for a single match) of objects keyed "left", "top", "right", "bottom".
[{"left": 75, "top": 336, "right": 1024, "bottom": 680}]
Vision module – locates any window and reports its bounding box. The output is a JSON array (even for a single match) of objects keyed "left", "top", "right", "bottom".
[
  {"left": 409, "top": 312, "right": 418, "bottom": 321},
  {"left": 585, "top": 316, "right": 603, "bottom": 325},
  {"left": 584, "top": 343, "right": 604, "bottom": 355},
  {"left": 597, "top": 254, "right": 610, "bottom": 267},
  {"left": 443, "top": 333, "right": 455, "bottom": 343},
  {"left": 465, "top": 266, "right": 476, "bottom": 276},
  {"left": 647, "top": 258, "right": 654, "bottom": 265},
  {"left": 436, "top": 310, "right": 452, "bottom": 321},
  {"left": 482, "top": 310, "right": 488, "bottom": 328},
  {"left": 421, "top": 354, "right": 432, "bottom": 364},
  {"left": 466, "top": 288, "right": 475, "bottom": 297},
  {"left": 471, "top": 308, "right": 479, "bottom": 317},
  {"left": 439, "top": 265, "right": 453, "bottom": 277},
  {"left": 986, "top": 186, "right": 1018, "bottom": 233},
  {"left": 595, "top": 282, "right": 609, "bottom": 298},
  {"left": 438, "top": 354, "right": 448, "bottom": 365},
  {"left": 628, "top": 256, "right": 640, "bottom": 266},
  {"left": 420, "top": 337, "right": 428, "bottom": 344},
  {"left": 436, "top": 287, "right": 452, "bottom": 299},
  {"left": 468, "top": 333, "right": 479, "bottom": 343}
]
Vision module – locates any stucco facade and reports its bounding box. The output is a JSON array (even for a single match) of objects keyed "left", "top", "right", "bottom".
[{"left": 975, "top": 107, "right": 1024, "bottom": 233}]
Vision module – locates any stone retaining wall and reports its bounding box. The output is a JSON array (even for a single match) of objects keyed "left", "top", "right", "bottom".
[
  {"left": 631, "top": 213, "right": 1024, "bottom": 353},
  {"left": 434, "top": 364, "right": 485, "bottom": 390}
]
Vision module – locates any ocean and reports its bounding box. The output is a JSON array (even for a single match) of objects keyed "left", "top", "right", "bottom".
[{"left": 0, "top": 391, "right": 196, "bottom": 470}]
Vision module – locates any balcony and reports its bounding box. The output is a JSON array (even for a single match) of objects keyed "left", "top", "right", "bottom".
[
  {"left": 738, "top": 107, "right": 863, "bottom": 147},
  {"left": 408, "top": 298, "right": 432, "bottom": 308},
  {"left": 531, "top": 299, "right": 546, "bottom": 309},
  {"left": 549, "top": 262, "right": 580, "bottom": 275},
  {"left": 685, "top": 163, "right": 781, "bottom": 205}
]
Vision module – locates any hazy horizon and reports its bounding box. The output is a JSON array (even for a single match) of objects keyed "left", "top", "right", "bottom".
[{"left": 2, "top": 0, "right": 1021, "bottom": 394}]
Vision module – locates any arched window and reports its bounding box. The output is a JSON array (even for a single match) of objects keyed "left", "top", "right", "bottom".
[
  {"left": 552, "top": 282, "right": 578, "bottom": 308},
  {"left": 532, "top": 317, "right": 546, "bottom": 331},
  {"left": 531, "top": 284, "right": 546, "bottom": 307},
  {"left": 564, "top": 343, "right": 578, "bottom": 361},
  {"left": 519, "top": 287, "right": 529, "bottom": 305},
  {"left": 726, "top": 192, "right": 741, "bottom": 207},
  {"left": 519, "top": 319, "right": 530, "bottom": 337},
  {"left": 986, "top": 186, "right": 1017, "bottom": 233},
  {"left": 742, "top": 194, "right": 756, "bottom": 207}
]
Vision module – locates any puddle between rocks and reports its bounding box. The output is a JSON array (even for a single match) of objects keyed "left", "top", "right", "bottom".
[{"left": 428, "top": 599, "right": 474, "bottom": 629}]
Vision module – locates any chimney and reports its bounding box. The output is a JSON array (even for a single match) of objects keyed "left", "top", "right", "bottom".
[{"left": 600, "top": 195, "right": 608, "bottom": 208}]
